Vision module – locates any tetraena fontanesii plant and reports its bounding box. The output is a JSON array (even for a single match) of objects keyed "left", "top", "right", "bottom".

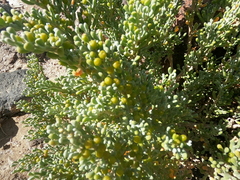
[{"left": 0, "top": 0, "right": 239, "bottom": 179}]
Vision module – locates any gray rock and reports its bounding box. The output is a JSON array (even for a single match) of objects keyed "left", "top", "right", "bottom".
[
  {"left": 0, "top": 2, "right": 12, "bottom": 16},
  {"left": 0, "top": 69, "right": 27, "bottom": 117}
]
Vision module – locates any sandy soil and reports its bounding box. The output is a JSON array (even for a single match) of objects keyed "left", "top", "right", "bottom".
[{"left": 0, "top": 114, "right": 30, "bottom": 180}]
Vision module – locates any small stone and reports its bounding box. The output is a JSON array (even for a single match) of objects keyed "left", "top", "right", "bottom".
[{"left": 0, "top": 69, "right": 28, "bottom": 117}]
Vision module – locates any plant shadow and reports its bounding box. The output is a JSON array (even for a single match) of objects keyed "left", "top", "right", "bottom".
[{"left": 0, "top": 117, "right": 18, "bottom": 148}]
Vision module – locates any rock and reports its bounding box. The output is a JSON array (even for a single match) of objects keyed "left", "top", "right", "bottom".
[
  {"left": 0, "top": 69, "right": 28, "bottom": 118},
  {"left": 0, "top": 1, "right": 12, "bottom": 16},
  {"left": 0, "top": 42, "right": 28, "bottom": 73},
  {"left": 29, "top": 138, "right": 44, "bottom": 147}
]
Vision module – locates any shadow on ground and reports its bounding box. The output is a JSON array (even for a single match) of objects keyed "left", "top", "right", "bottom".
[{"left": 0, "top": 117, "right": 18, "bottom": 148}]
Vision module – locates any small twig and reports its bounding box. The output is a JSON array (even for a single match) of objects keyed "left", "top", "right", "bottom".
[{"left": 168, "top": 54, "right": 173, "bottom": 70}]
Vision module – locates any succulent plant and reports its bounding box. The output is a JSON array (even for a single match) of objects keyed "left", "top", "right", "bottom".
[{"left": 1, "top": 0, "right": 239, "bottom": 179}]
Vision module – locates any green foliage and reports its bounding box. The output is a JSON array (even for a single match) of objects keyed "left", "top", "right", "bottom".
[{"left": 1, "top": 0, "right": 239, "bottom": 179}]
